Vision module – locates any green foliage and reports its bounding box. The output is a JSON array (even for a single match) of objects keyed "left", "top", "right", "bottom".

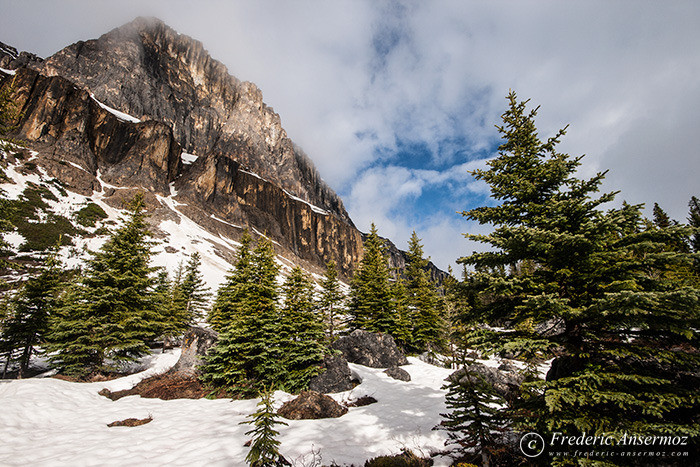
[
  {"left": 0, "top": 247, "right": 64, "bottom": 377},
  {"left": 318, "top": 260, "right": 345, "bottom": 341},
  {"left": 172, "top": 252, "right": 210, "bottom": 324},
  {"left": 201, "top": 236, "right": 285, "bottom": 396},
  {"left": 45, "top": 194, "right": 163, "bottom": 377},
  {"left": 349, "top": 224, "right": 401, "bottom": 338},
  {"left": 208, "top": 231, "right": 255, "bottom": 331},
  {"left": 280, "top": 266, "right": 327, "bottom": 392},
  {"left": 75, "top": 202, "right": 108, "bottom": 227},
  {"left": 203, "top": 238, "right": 328, "bottom": 396},
  {"left": 457, "top": 92, "right": 700, "bottom": 457},
  {"left": 1, "top": 184, "right": 76, "bottom": 252},
  {"left": 241, "top": 388, "right": 288, "bottom": 467},
  {"left": 404, "top": 231, "right": 446, "bottom": 353},
  {"left": 436, "top": 366, "right": 509, "bottom": 466}
]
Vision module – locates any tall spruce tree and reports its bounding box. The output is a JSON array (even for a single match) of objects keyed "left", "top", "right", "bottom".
[
  {"left": 201, "top": 237, "right": 285, "bottom": 396},
  {"left": 0, "top": 247, "right": 63, "bottom": 377},
  {"left": 45, "top": 194, "right": 162, "bottom": 377},
  {"left": 208, "top": 231, "right": 254, "bottom": 331},
  {"left": 280, "top": 266, "right": 326, "bottom": 392},
  {"left": 318, "top": 260, "right": 345, "bottom": 341},
  {"left": 348, "top": 223, "right": 398, "bottom": 336},
  {"left": 405, "top": 231, "right": 445, "bottom": 353},
  {"left": 176, "top": 252, "right": 210, "bottom": 323},
  {"left": 459, "top": 92, "right": 700, "bottom": 456}
]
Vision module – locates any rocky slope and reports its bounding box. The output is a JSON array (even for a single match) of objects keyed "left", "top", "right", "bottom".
[{"left": 1, "top": 18, "right": 444, "bottom": 280}]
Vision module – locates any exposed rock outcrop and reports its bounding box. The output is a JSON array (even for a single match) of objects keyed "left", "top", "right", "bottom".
[
  {"left": 4, "top": 67, "right": 180, "bottom": 195},
  {"left": 447, "top": 363, "right": 525, "bottom": 403},
  {"left": 278, "top": 390, "right": 348, "bottom": 420},
  {"left": 332, "top": 330, "right": 409, "bottom": 368},
  {"left": 384, "top": 366, "right": 411, "bottom": 382},
  {"left": 33, "top": 17, "right": 349, "bottom": 221},
  {"left": 308, "top": 354, "right": 356, "bottom": 394},
  {"left": 168, "top": 326, "right": 218, "bottom": 377}
]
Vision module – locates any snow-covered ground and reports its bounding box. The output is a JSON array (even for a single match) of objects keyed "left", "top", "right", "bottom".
[{"left": 0, "top": 352, "right": 456, "bottom": 466}]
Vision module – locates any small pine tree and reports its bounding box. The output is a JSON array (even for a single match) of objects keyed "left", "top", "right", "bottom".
[
  {"left": 348, "top": 223, "right": 398, "bottom": 337},
  {"left": 652, "top": 202, "right": 672, "bottom": 228},
  {"left": 280, "top": 266, "right": 326, "bottom": 392},
  {"left": 390, "top": 275, "right": 412, "bottom": 349},
  {"left": 437, "top": 365, "right": 509, "bottom": 467},
  {"left": 318, "top": 260, "right": 345, "bottom": 341},
  {"left": 688, "top": 196, "right": 700, "bottom": 253},
  {"left": 45, "top": 194, "right": 162, "bottom": 377},
  {"left": 241, "top": 388, "right": 289, "bottom": 467}
]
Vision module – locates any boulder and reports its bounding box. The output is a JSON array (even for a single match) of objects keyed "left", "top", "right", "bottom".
[
  {"left": 384, "top": 366, "right": 411, "bottom": 382},
  {"left": 167, "top": 326, "right": 218, "bottom": 376},
  {"left": 331, "top": 330, "right": 408, "bottom": 368},
  {"left": 447, "top": 363, "right": 525, "bottom": 403},
  {"left": 308, "top": 354, "right": 356, "bottom": 393},
  {"left": 278, "top": 391, "right": 347, "bottom": 420}
]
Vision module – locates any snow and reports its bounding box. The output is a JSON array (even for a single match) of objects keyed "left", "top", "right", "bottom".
[
  {"left": 90, "top": 94, "right": 141, "bottom": 124},
  {"left": 0, "top": 353, "right": 456, "bottom": 466},
  {"left": 181, "top": 153, "right": 198, "bottom": 165},
  {"left": 0, "top": 67, "right": 16, "bottom": 75}
]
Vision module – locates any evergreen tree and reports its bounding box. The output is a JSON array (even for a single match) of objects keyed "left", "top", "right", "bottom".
[
  {"left": 459, "top": 92, "right": 700, "bottom": 454},
  {"left": 201, "top": 237, "right": 285, "bottom": 396},
  {"left": 389, "top": 275, "right": 412, "bottom": 349},
  {"left": 404, "top": 231, "right": 445, "bottom": 353},
  {"left": 689, "top": 196, "right": 700, "bottom": 253},
  {"left": 45, "top": 194, "right": 163, "bottom": 377},
  {"left": 437, "top": 365, "right": 509, "bottom": 467},
  {"left": 348, "top": 223, "right": 398, "bottom": 336},
  {"left": 652, "top": 202, "right": 672, "bottom": 228},
  {"left": 280, "top": 266, "right": 326, "bottom": 392},
  {"left": 0, "top": 247, "right": 63, "bottom": 377},
  {"left": 208, "top": 231, "right": 254, "bottom": 331},
  {"left": 177, "top": 252, "right": 210, "bottom": 323},
  {"left": 241, "top": 388, "right": 289, "bottom": 467},
  {"left": 318, "top": 260, "right": 345, "bottom": 341}
]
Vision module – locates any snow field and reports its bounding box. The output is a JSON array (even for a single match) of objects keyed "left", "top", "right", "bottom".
[{"left": 0, "top": 353, "right": 455, "bottom": 466}]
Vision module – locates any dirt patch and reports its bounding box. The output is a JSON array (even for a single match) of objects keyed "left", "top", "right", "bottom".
[
  {"left": 98, "top": 372, "right": 227, "bottom": 401},
  {"left": 107, "top": 416, "right": 153, "bottom": 427}
]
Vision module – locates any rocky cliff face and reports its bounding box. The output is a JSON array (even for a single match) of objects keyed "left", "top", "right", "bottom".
[
  {"left": 1, "top": 67, "right": 363, "bottom": 276},
  {"left": 34, "top": 17, "right": 348, "bottom": 222},
  {"left": 2, "top": 19, "right": 444, "bottom": 280}
]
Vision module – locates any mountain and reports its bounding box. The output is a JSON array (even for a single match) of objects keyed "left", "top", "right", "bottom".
[{"left": 1, "top": 17, "right": 444, "bottom": 283}]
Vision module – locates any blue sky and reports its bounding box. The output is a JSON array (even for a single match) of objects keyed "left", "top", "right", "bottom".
[{"left": 2, "top": 0, "right": 700, "bottom": 271}]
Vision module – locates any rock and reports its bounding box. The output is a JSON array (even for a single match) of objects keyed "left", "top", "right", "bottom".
[
  {"left": 332, "top": 330, "right": 409, "bottom": 368},
  {"left": 277, "top": 391, "right": 348, "bottom": 420},
  {"left": 535, "top": 318, "right": 566, "bottom": 337},
  {"left": 498, "top": 361, "right": 519, "bottom": 373},
  {"left": 107, "top": 416, "right": 152, "bottom": 427},
  {"left": 167, "top": 326, "right": 218, "bottom": 377},
  {"left": 447, "top": 363, "right": 525, "bottom": 403},
  {"left": 308, "top": 354, "right": 355, "bottom": 393},
  {"left": 384, "top": 366, "right": 411, "bottom": 382}
]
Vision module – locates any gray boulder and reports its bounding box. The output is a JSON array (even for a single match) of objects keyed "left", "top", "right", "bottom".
[
  {"left": 278, "top": 391, "right": 348, "bottom": 420},
  {"left": 447, "top": 363, "right": 525, "bottom": 403},
  {"left": 384, "top": 366, "right": 411, "bottom": 382},
  {"left": 167, "top": 326, "right": 218, "bottom": 376},
  {"left": 331, "top": 330, "right": 408, "bottom": 368},
  {"left": 308, "top": 354, "right": 356, "bottom": 393}
]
